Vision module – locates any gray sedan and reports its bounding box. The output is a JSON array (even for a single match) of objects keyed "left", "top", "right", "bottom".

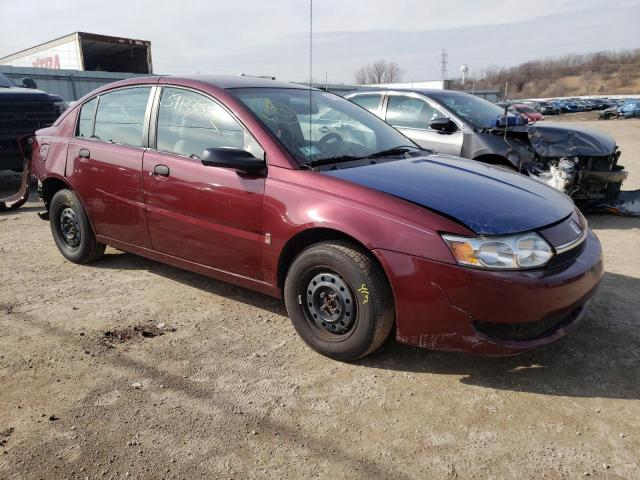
[{"left": 345, "top": 89, "right": 630, "bottom": 209}]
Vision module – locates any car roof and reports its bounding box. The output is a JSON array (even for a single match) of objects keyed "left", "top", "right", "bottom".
[
  {"left": 165, "top": 75, "right": 311, "bottom": 90},
  {"left": 350, "top": 88, "right": 467, "bottom": 97}
]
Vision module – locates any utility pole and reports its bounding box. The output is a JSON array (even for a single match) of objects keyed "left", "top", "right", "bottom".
[
  {"left": 440, "top": 49, "right": 448, "bottom": 81},
  {"left": 504, "top": 81, "right": 509, "bottom": 101}
]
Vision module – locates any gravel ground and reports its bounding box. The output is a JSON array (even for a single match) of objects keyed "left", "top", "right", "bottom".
[{"left": 0, "top": 118, "right": 639, "bottom": 479}]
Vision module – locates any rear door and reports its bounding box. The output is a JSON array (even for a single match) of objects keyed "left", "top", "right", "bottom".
[
  {"left": 142, "top": 86, "right": 266, "bottom": 280},
  {"left": 383, "top": 93, "right": 463, "bottom": 155},
  {"left": 67, "top": 86, "right": 153, "bottom": 247}
]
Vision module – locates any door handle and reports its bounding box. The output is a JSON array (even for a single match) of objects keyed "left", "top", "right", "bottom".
[
  {"left": 153, "top": 164, "right": 170, "bottom": 177},
  {"left": 78, "top": 148, "right": 90, "bottom": 159}
]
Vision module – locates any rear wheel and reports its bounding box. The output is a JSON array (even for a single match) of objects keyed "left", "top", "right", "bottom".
[
  {"left": 284, "top": 241, "right": 394, "bottom": 361},
  {"left": 50, "top": 189, "right": 105, "bottom": 264}
]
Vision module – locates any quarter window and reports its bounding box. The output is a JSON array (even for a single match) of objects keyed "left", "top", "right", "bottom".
[
  {"left": 351, "top": 94, "right": 382, "bottom": 113},
  {"left": 156, "top": 87, "right": 263, "bottom": 159},
  {"left": 93, "top": 87, "right": 151, "bottom": 147},
  {"left": 77, "top": 97, "right": 98, "bottom": 138},
  {"left": 386, "top": 95, "right": 439, "bottom": 129}
]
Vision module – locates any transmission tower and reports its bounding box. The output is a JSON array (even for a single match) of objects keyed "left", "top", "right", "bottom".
[{"left": 440, "top": 49, "right": 449, "bottom": 81}]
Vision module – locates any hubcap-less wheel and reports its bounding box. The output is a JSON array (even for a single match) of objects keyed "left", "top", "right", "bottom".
[
  {"left": 305, "top": 272, "right": 356, "bottom": 335},
  {"left": 59, "top": 207, "right": 81, "bottom": 249}
]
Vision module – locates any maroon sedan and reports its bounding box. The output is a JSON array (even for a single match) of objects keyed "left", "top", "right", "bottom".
[
  {"left": 511, "top": 103, "right": 545, "bottom": 123},
  {"left": 30, "top": 76, "right": 603, "bottom": 360}
]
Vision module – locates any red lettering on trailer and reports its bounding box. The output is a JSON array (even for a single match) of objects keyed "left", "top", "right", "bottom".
[{"left": 32, "top": 54, "right": 61, "bottom": 69}]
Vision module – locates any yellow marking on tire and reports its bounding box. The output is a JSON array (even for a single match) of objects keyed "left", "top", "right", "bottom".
[{"left": 358, "top": 284, "right": 370, "bottom": 304}]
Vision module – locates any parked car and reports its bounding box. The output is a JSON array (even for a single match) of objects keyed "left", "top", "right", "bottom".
[
  {"left": 0, "top": 73, "right": 65, "bottom": 172},
  {"left": 547, "top": 101, "right": 568, "bottom": 113},
  {"left": 346, "top": 89, "right": 629, "bottom": 207},
  {"left": 535, "top": 102, "right": 561, "bottom": 116},
  {"left": 31, "top": 76, "right": 603, "bottom": 360},
  {"left": 598, "top": 105, "right": 620, "bottom": 120},
  {"left": 510, "top": 103, "right": 544, "bottom": 123},
  {"left": 618, "top": 101, "right": 640, "bottom": 119},
  {"left": 600, "top": 100, "right": 640, "bottom": 120}
]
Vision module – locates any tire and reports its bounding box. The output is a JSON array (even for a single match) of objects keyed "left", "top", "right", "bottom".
[
  {"left": 284, "top": 241, "right": 394, "bottom": 361},
  {"left": 49, "top": 189, "right": 105, "bottom": 264}
]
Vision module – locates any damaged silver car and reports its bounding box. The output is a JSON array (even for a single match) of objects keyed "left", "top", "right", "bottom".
[{"left": 347, "top": 89, "right": 639, "bottom": 215}]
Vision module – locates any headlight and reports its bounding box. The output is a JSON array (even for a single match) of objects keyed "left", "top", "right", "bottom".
[{"left": 441, "top": 232, "right": 553, "bottom": 270}]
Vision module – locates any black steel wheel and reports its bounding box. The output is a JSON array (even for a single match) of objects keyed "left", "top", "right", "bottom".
[
  {"left": 284, "top": 241, "right": 394, "bottom": 361},
  {"left": 58, "top": 207, "right": 81, "bottom": 250},
  {"left": 49, "top": 189, "right": 105, "bottom": 264},
  {"left": 302, "top": 270, "right": 357, "bottom": 338}
]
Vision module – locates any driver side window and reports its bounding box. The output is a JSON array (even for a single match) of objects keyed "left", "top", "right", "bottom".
[
  {"left": 386, "top": 95, "right": 440, "bottom": 130},
  {"left": 156, "top": 87, "right": 263, "bottom": 159}
]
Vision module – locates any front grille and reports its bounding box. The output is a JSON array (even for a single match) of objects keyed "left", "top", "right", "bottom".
[
  {"left": 545, "top": 240, "right": 586, "bottom": 270},
  {"left": 473, "top": 307, "right": 582, "bottom": 342},
  {"left": 0, "top": 100, "right": 58, "bottom": 135}
]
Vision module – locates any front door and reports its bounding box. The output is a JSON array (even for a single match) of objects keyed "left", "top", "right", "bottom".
[
  {"left": 384, "top": 94, "right": 463, "bottom": 156},
  {"left": 142, "top": 86, "right": 266, "bottom": 280},
  {"left": 67, "top": 86, "right": 153, "bottom": 248}
]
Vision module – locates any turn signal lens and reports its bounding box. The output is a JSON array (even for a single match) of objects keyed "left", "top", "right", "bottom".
[
  {"left": 449, "top": 240, "right": 478, "bottom": 265},
  {"left": 442, "top": 232, "right": 554, "bottom": 270}
]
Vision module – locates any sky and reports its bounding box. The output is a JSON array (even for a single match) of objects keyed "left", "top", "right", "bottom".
[{"left": 1, "top": 0, "right": 639, "bottom": 83}]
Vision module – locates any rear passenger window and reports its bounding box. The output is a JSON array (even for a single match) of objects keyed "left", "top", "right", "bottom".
[
  {"left": 156, "top": 87, "right": 262, "bottom": 159},
  {"left": 77, "top": 97, "right": 98, "bottom": 138},
  {"left": 93, "top": 87, "right": 151, "bottom": 147},
  {"left": 351, "top": 94, "right": 382, "bottom": 112},
  {"left": 386, "top": 96, "right": 438, "bottom": 129}
]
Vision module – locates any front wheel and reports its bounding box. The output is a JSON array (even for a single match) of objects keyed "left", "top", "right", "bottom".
[
  {"left": 50, "top": 189, "right": 105, "bottom": 264},
  {"left": 284, "top": 241, "right": 394, "bottom": 361}
]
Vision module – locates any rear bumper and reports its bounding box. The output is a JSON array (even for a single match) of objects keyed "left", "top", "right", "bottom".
[{"left": 374, "top": 229, "right": 603, "bottom": 355}]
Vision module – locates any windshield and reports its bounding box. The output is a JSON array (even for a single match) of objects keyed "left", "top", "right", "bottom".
[
  {"left": 0, "top": 74, "right": 16, "bottom": 88},
  {"left": 231, "top": 88, "right": 416, "bottom": 165},
  {"left": 429, "top": 91, "right": 511, "bottom": 128},
  {"left": 517, "top": 106, "right": 536, "bottom": 114}
]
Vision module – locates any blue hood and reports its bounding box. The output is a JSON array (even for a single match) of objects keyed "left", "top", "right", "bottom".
[{"left": 322, "top": 155, "right": 574, "bottom": 235}]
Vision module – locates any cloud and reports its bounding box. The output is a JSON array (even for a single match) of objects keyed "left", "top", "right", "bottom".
[{"left": 1, "top": 0, "right": 639, "bottom": 83}]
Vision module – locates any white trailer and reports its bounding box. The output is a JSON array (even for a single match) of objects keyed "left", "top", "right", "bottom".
[{"left": 0, "top": 32, "right": 153, "bottom": 74}]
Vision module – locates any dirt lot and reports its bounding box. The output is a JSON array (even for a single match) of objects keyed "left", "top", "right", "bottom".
[{"left": 1, "top": 118, "right": 639, "bottom": 479}]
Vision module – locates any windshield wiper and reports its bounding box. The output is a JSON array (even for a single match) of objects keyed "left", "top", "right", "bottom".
[
  {"left": 364, "top": 145, "right": 419, "bottom": 158},
  {"left": 303, "top": 146, "right": 422, "bottom": 169},
  {"left": 303, "top": 155, "right": 365, "bottom": 168}
]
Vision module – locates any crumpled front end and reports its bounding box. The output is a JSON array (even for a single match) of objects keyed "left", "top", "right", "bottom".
[
  {"left": 481, "top": 122, "right": 639, "bottom": 215},
  {"left": 525, "top": 123, "right": 639, "bottom": 214}
]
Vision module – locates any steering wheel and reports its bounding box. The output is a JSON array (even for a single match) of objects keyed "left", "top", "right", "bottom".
[{"left": 318, "top": 132, "right": 343, "bottom": 145}]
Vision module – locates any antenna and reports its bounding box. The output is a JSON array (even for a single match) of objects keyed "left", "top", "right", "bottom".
[
  {"left": 309, "top": 0, "right": 313, "bottom": 153},
  {"left": 440, "top": 49, "right": 448, "bottom": 81}
]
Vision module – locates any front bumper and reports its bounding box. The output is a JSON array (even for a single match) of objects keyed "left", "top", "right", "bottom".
[{"left": 373, "top": 229, "right": 603, "bottom": 355}]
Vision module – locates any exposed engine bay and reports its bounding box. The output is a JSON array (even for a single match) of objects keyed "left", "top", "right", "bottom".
[{"left": 471, "top": 122, "right": 640, "bottom": 215}]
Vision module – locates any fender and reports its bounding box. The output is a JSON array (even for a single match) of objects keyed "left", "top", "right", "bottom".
[{"left": 261, "top": 166, "right": 474, "bottom": 288}]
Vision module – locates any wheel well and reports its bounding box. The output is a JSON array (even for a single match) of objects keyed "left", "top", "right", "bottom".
[
  {"left": 473, "top": 154, "right": 516, "bottom": 170},
  {"left": 277, "top": 228, "right": 377, "bottom": 289},
  {"left": 42, "top": 177, "right": 71, "bottom": 211}
]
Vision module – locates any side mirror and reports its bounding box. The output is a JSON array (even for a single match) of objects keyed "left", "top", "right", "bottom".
[
  {"left": 201, "top": 147, "right": 265, "bottom": 172},
  {"left": 21, "top": 77, "right": 38, "bottom": 89},
  {"left": 430, "top": 117, "right": 457, "bottom": 133}
]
